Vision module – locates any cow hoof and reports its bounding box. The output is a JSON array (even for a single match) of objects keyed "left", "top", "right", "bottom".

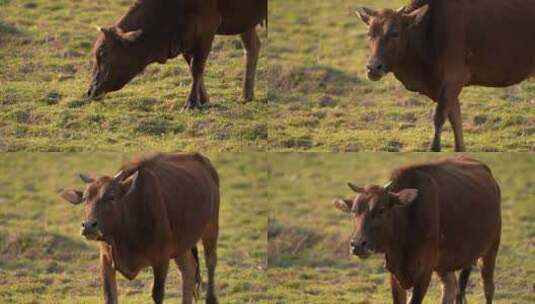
[{"left": 180, "top": 102, "right": 197, "bottom": 112}]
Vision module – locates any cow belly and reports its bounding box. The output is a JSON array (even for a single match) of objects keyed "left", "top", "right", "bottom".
[{"left": 434, "top": 199, "right": 500, "bottom": 272}]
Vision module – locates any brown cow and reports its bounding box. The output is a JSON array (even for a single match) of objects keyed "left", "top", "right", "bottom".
[
  {"left": 60, "top": 152, "right": 220, "bottom": 304},
  {"left": 355, "top": 0, "right": 535, "bottom": 151},
  {"left": 332, "top": 157, "right": 501, "bottom": 304},
  {"left": 87, "top": 0, "right": 267, "bottom": 111}
]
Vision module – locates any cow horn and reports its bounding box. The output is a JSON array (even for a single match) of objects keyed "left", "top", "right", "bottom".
[
  {"left": 396, "top": 5, "right": 407, "bottom": 13},
  {"left": 383, "top": 180, "right": 393, "bottom": 190},
  {"left": 347, "top": 182, "right": 364, "bottom": 193},
  {"left": 113, "top": 170, "right": 127, "bottom": 181}
]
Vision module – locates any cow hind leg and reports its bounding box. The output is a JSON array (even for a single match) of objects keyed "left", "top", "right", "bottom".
[
  {"left": 202, "top": 223, "right": 219, "bottom": 304},
  {"left": 240, "top": 27, "right": 261, "bottom": 102},
  {"left": 481, "top": 250, "right": 498, "bottom": 304},
  {"left": 437, "top": 271, "right": 458, "bottom": 304},
  {"left": 456, "top": 267, "right": 472, "bottom": 303},
  {"left": 175, "top": 250, "right": 200, "bottom": 304},
  {"left": 151, "top": 261, "right": 170, "bottom": 304}
]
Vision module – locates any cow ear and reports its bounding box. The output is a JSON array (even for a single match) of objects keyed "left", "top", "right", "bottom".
[
  {"left": 390, "top": 188, "right": 418, "bottom": 206},
  {"left": 119, "top": 170, "right": 139, "bottom": 196},
  {"left": 117, "top": 28, "right": 143, "bottom": 43},
  {"left": 333, "top": 198, "right": 353, "bottom": 214},
  {"left": 355, "top": 7, "right": 377, "bottom": 26},
  {"left": 60, "top": 189, "right": 83, "bottom": 205},
  {"left": 403, "top": 4, "right": 429, "bottom": 28}
]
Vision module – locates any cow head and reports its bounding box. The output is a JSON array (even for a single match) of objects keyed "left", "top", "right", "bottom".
[
  {"left": 355, "top": 5, "right": 429, "bottom": 81},
  {"left": 60, "top": 170, "right": 139, "bottom": 241},
  {"left": 87, "top": 26, "right": 146, "bottom": 100},
  {"left": 332, "top": 182, "right": 418, "bottom": 259}
]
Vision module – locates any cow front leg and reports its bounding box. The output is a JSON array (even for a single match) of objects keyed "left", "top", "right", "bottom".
[
  {"left": 151, "top": 261, "right": 170, "bottom": 304},
  {"left": 182, "top": 36, "right": 215, "bottom": 112},
  {"left": 390, "top": 274, "right": 407, "bottom": 304},
  {"left": 183, "top": 54, "right": 209, "bottom": 105},
  {"left": 408, "top": 271, "right": 432, "bottom": 304},
  {"left": 240, "top": 27, "right": 261, "bottom": 102},
  {"left": 100, "top": 247, "right": 118, "bottom": 304},
  {"left": 437, "top": 271, "right": 458, "bottom": 304},
  {"left": 175, "top": 250, "right": 199, "bottom": 304},
  {"left": 448, "top": 98, "right": 465, "bottom": 151},
  {"left": 429, "top": 84, "right": 463, "bottom": 151}
]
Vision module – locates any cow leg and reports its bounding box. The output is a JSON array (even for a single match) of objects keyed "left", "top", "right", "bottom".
[
  {"left": 202, "top": 224, "right": 219, "bottom": 304},
  {"left": 100, "top": 248, "right": 118, "bottom": 304},
  {"left": 182, "top": 37, "right": 215, "bottom": 111},
  {"left": 457, "top": 267, "right": 472, "bottom": 303},
  {"left": 437, "top": 271, "right": 458, "bottom": 304},
  {"left": 429, "top": 84, "right": 463, "bottom": 152},
  {"left": 175, "top": 250, "right": 199, "bottom": 304},
  {"left": 183, "top": 53, "right": 209, "bottom": 105},
  {"left": 481, "top": 249, "right": 498, "bottom": 304},
  {"left": 390, "top": 274, "right": 407, "bottom": 304},
  {"left": 240, "top": 27, "right": 261, "bottom": 102},
  {"left": 448, "top": 98, "right": 465, "bottom": 152},
  {"left": 151, "top": 261, "right": 170, "bottom": 304},
  {"left": 408, "top": 271, "right": 432, "bottom": 304}
]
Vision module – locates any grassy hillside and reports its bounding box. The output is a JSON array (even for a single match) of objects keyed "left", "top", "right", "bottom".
[
  {"left": 267, "top": 153, "right": 535, "bottom": 303},
  {"left": 0, "top": 153, "right": 268, "bottom": 303},
  {"left": 267, "top": 0, "right": 535, "bottom": 151},
  {"left": 0, "top": 0, "right": 267, "bottom": 151}
]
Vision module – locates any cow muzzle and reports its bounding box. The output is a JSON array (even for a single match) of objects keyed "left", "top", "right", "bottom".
[
  {"left": 81, "top": 220, "right": 103, "bottom": 240},
  {"left": 366, "top": 61, "right": 387, "bottom": 81},
  {"left": 350, "top": 239, "right": 371, "bottom": 259},
  {"left": 86, "top": 82, "right": 105, "bottom": 100}
]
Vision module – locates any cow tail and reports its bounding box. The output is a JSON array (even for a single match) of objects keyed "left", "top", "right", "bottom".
[{"left": 191, "top": 246, "right": 201, "bottom": 301}]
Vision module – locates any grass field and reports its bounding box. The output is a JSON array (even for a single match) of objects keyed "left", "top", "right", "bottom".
[
  {"left": 0, "top": 0, "right": 267, "bottom": 152},
  {"left": 267, "top": 153, "right": 535, "bottom": 303},
  {"left": 267, "top": 0, "right": 535, "bottom": 152},
  {"left": 0, "top": 153, "right": 268, "bottom": 303}
]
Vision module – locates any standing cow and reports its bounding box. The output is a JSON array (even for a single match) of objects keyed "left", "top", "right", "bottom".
[
  {"left": 355, "top": 0, "right": 535, "bottom": 151},
  {"left": 60, "top": 152, "right": 220, "bottom": 304},
  {"left": 87, "top": 0, "right": 267, "bottom": 111},
  {"left": 332, "top": 157, "right": 501, "bottom": 304}
]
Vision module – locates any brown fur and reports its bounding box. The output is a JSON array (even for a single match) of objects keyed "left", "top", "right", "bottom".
[
  {"left": 61, "top": 152, "right": 220, "bottom": 304},
  {"left": 336, "top": 157, "right": 501, "bottom": 304},
  {"left": 87, "top": 0, "right": 267, "bottom": 111},
  {"left": 357, "top": 0, "right": 535, "bottom": 151}
]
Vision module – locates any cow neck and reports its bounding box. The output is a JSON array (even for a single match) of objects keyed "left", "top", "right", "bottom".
[
  {"left": 107, "top": 192, "right": 152, "bottom": 278},
  {"left": 384, "top": 206, "right": 413, "bottom": 288},
  {"left": 116, "top": 0, "right": 180, "bottom": 64}
]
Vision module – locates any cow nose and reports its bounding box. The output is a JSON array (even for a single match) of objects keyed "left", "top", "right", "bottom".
[
  {"left": 367, "top": 62, "right": 384, "bottom": 72},
  {"left": 81, "top": 220, "right": 98, "bottom": 234},
  {"left": 351, "top": 239, "right": 367, "bottom": 249}
]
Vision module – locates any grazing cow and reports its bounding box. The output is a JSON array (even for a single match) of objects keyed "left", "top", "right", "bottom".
[
  {"left": 60, "top": 152, "right": 220, "bottom": 304},
  {"left": 332, "top": 157, "right": 501, "bottom": 304},
  {"left": 87, "top": 0, "right": 267, "bottom": 111},
  {"left": 355, "top": 0, "right": 535, "bottom": 151}
]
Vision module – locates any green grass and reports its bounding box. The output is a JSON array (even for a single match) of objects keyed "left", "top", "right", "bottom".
[
  {"left": 0, "top": 153, "right": 268, "bottom": 303},
  {"left": 267, "top": 153, "right": 535, "bottom": 303},
  {"left": 267, "top": 0, "right": 535, "bottom": 151},
  {"left": 0, "top": 0, "right": 267, "bottom": 151}
]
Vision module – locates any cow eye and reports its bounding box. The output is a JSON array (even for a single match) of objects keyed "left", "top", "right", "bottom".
[{"left": 376, "top": 207, "right": 386, "bottom": 215}]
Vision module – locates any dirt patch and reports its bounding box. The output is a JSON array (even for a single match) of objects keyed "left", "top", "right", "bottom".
[
  {"left": 268, "top": 65, "right": 360, "bottom": 96},
  {"left": 0, "top": 231, "right": 88, "bottom": 262},
  {"left": 268, "top": 219, "right": 322, "bottom": 260}
]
